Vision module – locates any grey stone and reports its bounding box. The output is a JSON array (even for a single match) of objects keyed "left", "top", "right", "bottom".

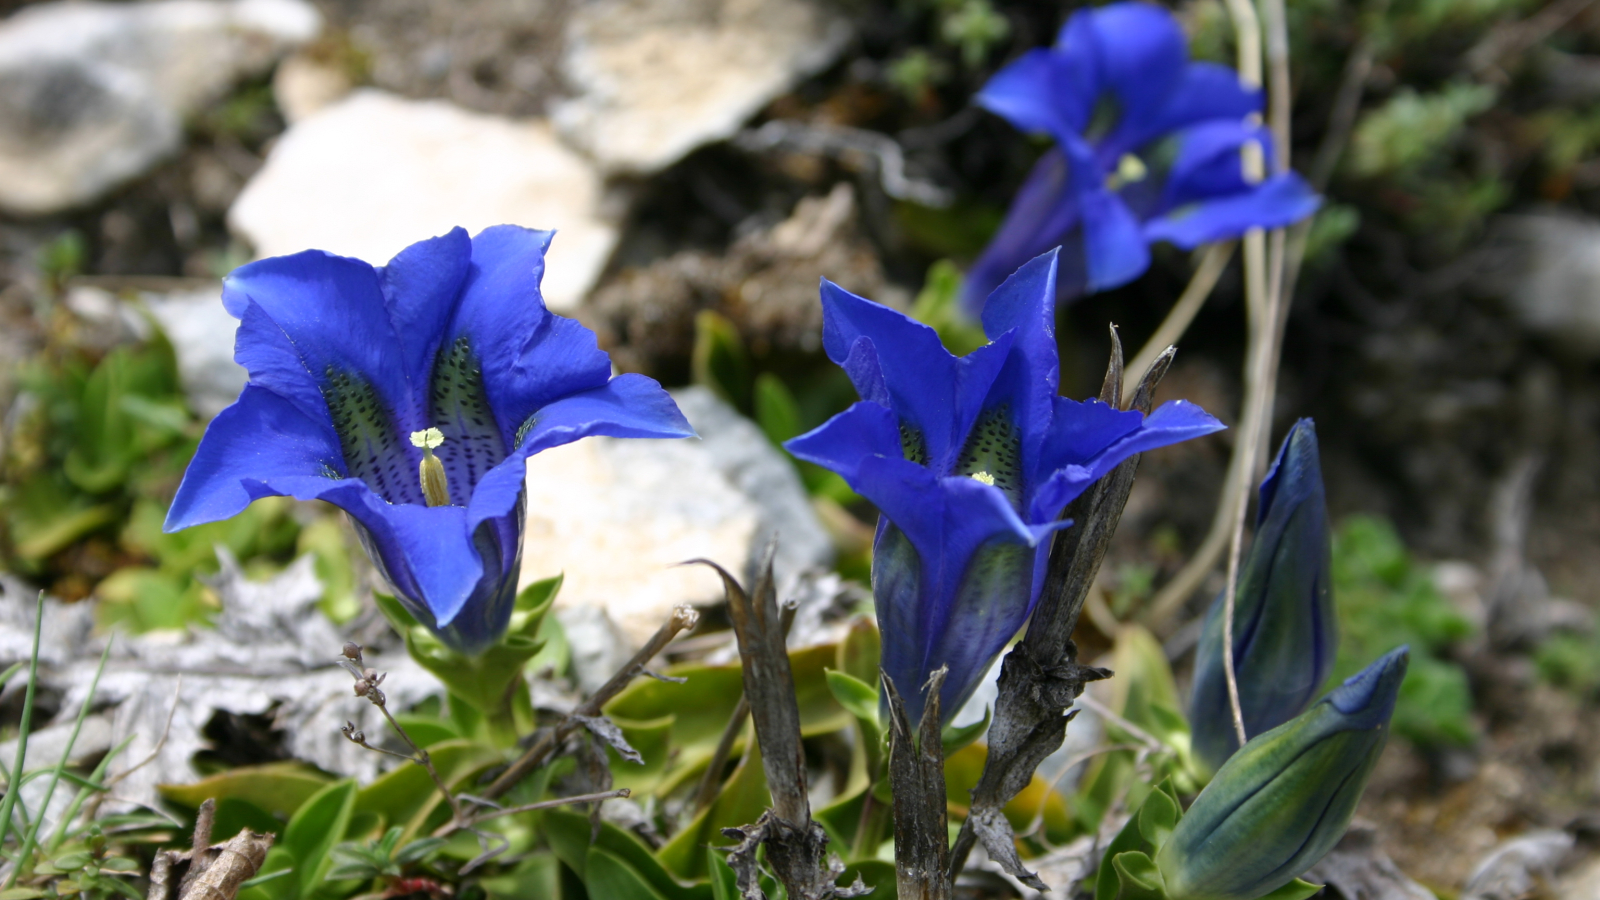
[
  {"left": 1306, "top": 824, "right": 1437, "bottom": 900},
  {"left": 0, "top": 0, "right": 320, "bottom": 215},
  {"left": 141, "top": 283, "right": 249, "bottom": 418},
  {"left": 552, "top": 0, "right": 850, "bottom": 175},
  {"left": 521, "top": 385, "right": 833, "bottom": 647}
]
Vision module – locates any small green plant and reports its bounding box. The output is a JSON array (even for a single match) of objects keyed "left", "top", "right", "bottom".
[{"left": 1329, "top": 515, "right": 1477, "bottom": 746}]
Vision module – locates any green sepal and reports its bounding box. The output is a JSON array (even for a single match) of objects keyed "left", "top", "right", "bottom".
[
  {"left": 1095, "top": 778, "right": 1181, "bottom": 900},
  {"left": 825, "top": 669, "right": 879, "bottom": 727},
  {"left": 1112, "top": 851, "right": 1168, "bottom": 900},
  {"left": 375, "top": 575, "right": 561, "bottom": 722},
  {"left": 1258, "top": 879, "right": 1323, "bottom": 900},
  {"left": 1136, "top": 781, "right": 1180, "bottom": 851}
]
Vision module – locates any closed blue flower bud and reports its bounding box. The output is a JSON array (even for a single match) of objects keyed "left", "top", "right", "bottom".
[
  {"left": 1190, "top": 419, "right": 1336, "bottom": 772},
  {"left": 166, "top": 227, "right": 693, "bottom": 654},
  {"left": 1157, "top": 647, "right": 1409, "bottom": 900},
  {"left": 787, "top": 251, "right": 1225, "bottom": 725}
]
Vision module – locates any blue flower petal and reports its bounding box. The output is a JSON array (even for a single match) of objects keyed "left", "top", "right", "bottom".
[
  {"left": 1118, "top": 62, "right": 1262, "bottom": 153},
  {"left": 821, "top": 281, "right": 1013, "bottom": 471},
  {"left": 1081, "top": 188, "right": 1152, "bottom": 293},
  {"left": 165, "top": 384, "right": 345, "bottom": 531},
  {"left": 1030, "top": 398, "right": 1224, "bottom": 521},
  {"left": 224, "top": 250, "right": 422, "bottom": 432},
  {"left": 975, "top": 49, "right": 1078, "bottom": 140},
  {"left": 376, "top": 227, "right": 473, "bottom": 392},
  {"left": 1158, "top": 121, "right": 1275, "bottom": 210},
  {"left": 962, "top": 149, "right": 1081, "bottom": 314},
  {"left": 1076, "top": 2, "right": 1188, "bottom": 141},
  {"left": 978, "top": 251, "right": 1062, "bottom": 475},
  {"left": 446, "top": 226, "right": 614, "bottom": 450},
  {"left": 784, "top": 401, "right": 904, "bottom": 484},
  {"left": 1144, "top": 172, "right": 1321, "bottom": 248},
  {"left": 855, "top": 455, "right": 1065, "bottom": 722}
]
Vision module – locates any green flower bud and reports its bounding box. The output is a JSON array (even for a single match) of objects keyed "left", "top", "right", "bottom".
[{"left": 1155, "top": 647, "right": 1409, "bottom": 900}]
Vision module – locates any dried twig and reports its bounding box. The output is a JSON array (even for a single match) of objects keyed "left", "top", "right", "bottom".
[
  {"left": 176, "top": 829, "right": 273, "bottom": 900},
  {"left": 479, "top": 605, "right": 700, "bottom": 802},
  {"left": 691, "top": 696, "right": 751, "bottom": 816},
  {"left": 698, "top": 548, "right": 856, "bottom": 900},
  {"left": 455, "top": 788, "right": 632, "bottom": 825},
  {"left": 338, "top": 644, "right": 464, "bottom": 824},
  {"left": 946, "top": 335, "right": 1166, "bottom": 886},
  {"left": 884, "top": 668, "right": 950, "bottom": 900}
]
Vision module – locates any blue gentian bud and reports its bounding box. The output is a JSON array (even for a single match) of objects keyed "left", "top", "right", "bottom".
[
  {"left": 166, "top": 227, "right": 693, "bottom": 654},
  {"left": 1156, "top": 647, "right": 1409, "bottom": 900},
  {"left": 1190, "top": 419, "right": 1336, "bottom": 772}
]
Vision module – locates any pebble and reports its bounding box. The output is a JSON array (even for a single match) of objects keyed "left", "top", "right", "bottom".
[
  {"left": 228, "top": 89, "right": 615, "bottom": 312},
  {"left": 552, "top": 0, "right": 850, "bottom": 175},
  {"left": 0, "top": 0, "right": 319, "bottom": 215}
]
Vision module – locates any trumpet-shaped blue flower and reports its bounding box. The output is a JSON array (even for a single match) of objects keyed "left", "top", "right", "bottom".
[
  {"left": 1156, "top": 647, "right": 1409, "bottom": 900},
  {"left": 166, "top": 226, "right": 693, "bottom": 654},
  {"left": 786, "top": 251, "right": 1225, "bottom": 725},
  {"left": 1190, "top": 419, "right": 1337, "bottom": 771},
  {"left": 964, "top": 1, "right": 1320, "bottom": 311}
]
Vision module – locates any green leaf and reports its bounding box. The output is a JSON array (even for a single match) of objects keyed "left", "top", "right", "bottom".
[
  {"left": 382, "top": 576, "right": 560, "bottom": 719},
  {"left": 825, "top": 669, "right": 879, "bottom": 725},
  {"left": 659, "top": 740, "right": 771, "bottom": 880},
  {"left": 543, "top": 810, "right": 711, "bottom": 900},
  {"left": 159, "top": 762, "right": 333, "bottom": 821},
  {"left": 354, "top": 740, "right": 502, "bottom": 841},
  {"left": 836, "top": 617, "right": 881, "bottom": 686},
  {"left": 1135, "top": 783, "right": 1179, "bottom": 851},
  {"left": 941, "top": 705, "right": 990, "bottom": 756},
  {"left": 906, "top": 258, "right": 988, "bottom": 354},
  {"left": 394, "top": 836, "right": 448, "bottom": 865},
  {"left": 1257, "top": 879, "right": 1324, "bottom": 900},
  {"left": 51, "top": 852, "right": 91, "bottom": 871},
  {"left": 1111, "top": 851, "right": 1168, "bottom": 900},
  {"left": 691, "top": 310, "right": 751, "bottom": 411},
  {"left": 479, "top": 853, "right": 563, "bottom": 900},
  {"left": 281, "top": 780, "right": 357, "bottom": 896},
  {"left": 708, "top": 848, "right": 739, "bottom": 900},
  {"left": 587, "top": 846, "right": 672, "bottom": 900},
  {"left": 753, "top": 373, "right": 803, "bottom": 445}
]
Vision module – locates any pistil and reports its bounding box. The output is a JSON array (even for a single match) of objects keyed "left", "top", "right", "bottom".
[{"left": 410, "top": 428, "right": 451, "bottom": 507}]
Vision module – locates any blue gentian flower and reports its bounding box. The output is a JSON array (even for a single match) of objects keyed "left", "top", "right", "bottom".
[
  {"left": 786, "top": 251, "right": 1225, "bottom": 725},
  {"left": 963, "top": 1, "right": 1320, "bottom": 311},
  {"left": 165, "top": 226, "right": 693, "bottom": 654},
  {"left": 1157, "top": 647, "right": 1409, "bottom": 900},
  {"left": 1190, "top": 419, "right": 1337, "bottom": 772}
]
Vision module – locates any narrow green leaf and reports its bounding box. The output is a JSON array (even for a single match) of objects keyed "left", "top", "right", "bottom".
[
  {"left": 941, "top": 705, "right": 990, "bottom": 756},
  {"left": 1257, "top": 878, "right": 1324, "bottom": 900},
  {"left": 825, "top": 669, "right": 879, "bottom": 725},
  {"left": 753, "top": 373, "right": 802, "bottom": 445}
]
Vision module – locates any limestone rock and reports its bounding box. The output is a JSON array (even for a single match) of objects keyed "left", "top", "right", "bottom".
[
  {"left": 552, "top": 0, "right": 850, "bottom": 175},
  {"left": 228, "top": 89, "right": 615, "bottom": 312},
  {"left": 0, "top": 0, "right": 320, "bottom": 215},
  {"left": 1500, "top": 211, "right": 1600, "bottom": 354},
  {"left": 142, "top": 283, "right": 250, "bottom": 418},
  {"left": 520, "top": 386, "right": 833, "bottom": 647}
]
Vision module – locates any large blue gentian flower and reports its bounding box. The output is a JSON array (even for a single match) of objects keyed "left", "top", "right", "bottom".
[
  {"left": 963, "top": 1, "right": 1320, "bottom": 311},
  {"left": 786, "top": 251, "right": 1225, "bottom": 724},
  {"left": 166, "top": 226, "right": 693, "bottom": 654}
]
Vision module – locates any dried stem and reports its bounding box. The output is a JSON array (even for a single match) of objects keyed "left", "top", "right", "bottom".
[
  {"left": 453, "top": 788, "right": 632, "bottom": 826},
  {"left": 884, "top": 669, "right": 950, "bottom": 900},
  {"left": 692, "top": 696, "right": 751, "bottom": 815},
  {"left": 480, "top": 605, "right": 700, "bottom": 802},
  {"left": 339, "top": 649, "right": 464, "bottom": 824}
]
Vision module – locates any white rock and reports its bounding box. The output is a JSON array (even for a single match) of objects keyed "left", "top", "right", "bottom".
[
  {"left": 520, "top": 386, "right": 833, "bottom": 647},
  {"left": 142, "top": 282, "right": 250, "bottom": 418},
  {"left": 229, "top": 89, "right": 615, "bottom": 312},
  {"left": 1502, "top": 211, "right": 1600, "bottom": 352},
  {"left": 553, "top": 0, "right": 850, "bottom": 175},
  {"left": 272, "top": 51, "right": 352, "bottom": 123},
  {"left": 0, "top": 0, "right": 320, "bottom": 215}
]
